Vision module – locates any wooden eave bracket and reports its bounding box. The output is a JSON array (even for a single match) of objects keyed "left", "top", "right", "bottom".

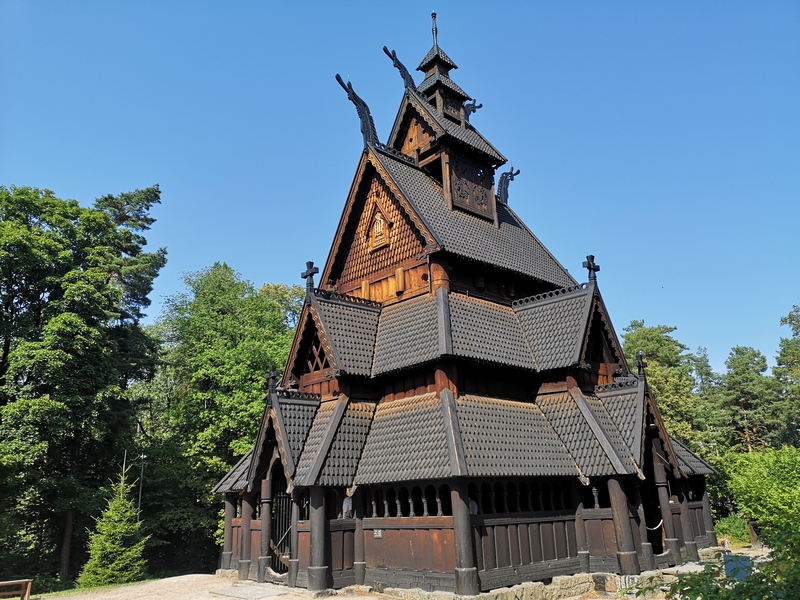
[{"left": 439, "top": 389, "right": 467, "bottom": 477}]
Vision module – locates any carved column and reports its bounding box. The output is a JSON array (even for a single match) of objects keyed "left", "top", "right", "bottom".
[
  {"left": 239, "top": 491, "right": 256, "bottom": 580},
  {"left": 308, "top": 487, "right": 329, "bottom": 591},
  {"left": 677, "top": 480, "right": 699, "bottom": 561},
  {"left": 222, "top": 493, "right": 236, "bottom": 569},
  {"left": 353, "top": 488, "right": 366, "bottom": 585},
  {"left": 608, "top": 478, "right": 640, "bottom": 575},
  {"left": 632, "top": 483, "right": 655, "bottom": 571},
  {"left": 451, "top": 480, "right": 479, "bottom": 595},
  {"left": 258, "top": 478, "right": 273, "bottom": 582},
  {"left": 571, "top": 480, "right": 590, "bottom": 572},
  {"left": 288, "top": 490, "right": 301, "bottom": 588},
  {"left": 652, "top": 438, "right": 680, "bottom": 563},
  {"left": 701, "top": 489, "right": 718, "bottom": 546}
]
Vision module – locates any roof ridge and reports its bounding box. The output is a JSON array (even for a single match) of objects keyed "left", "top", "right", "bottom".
[
  {"left": 512, "top": 283, "right": 588, "bottom": 308},
  {"left": 313, "top": 288, "right": 383, "bottom": 310},
  {"left": 371, "top": 142, "right": 416, "bottom": 166},
  {"left": 595, "top": 378, "right": 639, "bottom": 394}
]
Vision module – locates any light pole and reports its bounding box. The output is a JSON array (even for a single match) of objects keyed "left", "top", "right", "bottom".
[{"left": 137, "top": 453, "right": 147, "bottom": 522}]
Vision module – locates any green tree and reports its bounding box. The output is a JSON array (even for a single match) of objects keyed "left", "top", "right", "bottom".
[
  {"left": 76, "top": 466, "right": 149, "bottom": 588},
  {"left": 130, "top": 265, "right": 302, "bottom": 573},
  {"left": 774, "top": 306, "right": 800, "bottom": 446},
  {"left": 0, "top": 186, "right": 165, "bottom": 581},
  {"left": 718, "top": 347, "right": 780, "bottom": 451},
  {"left": 622, "top": 320, "right": 712, "bottom": 446}
]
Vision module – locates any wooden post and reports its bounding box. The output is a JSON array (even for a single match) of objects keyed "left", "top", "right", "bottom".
[
  {"left": 258, "top": 478, "right": 273, "bottom": 582},
  {"left": 222, "top": 493, "right": 236, "bottom": 569},
  {"left": 451, "top": 481, "right": 479, "bottom": 595},
  {"left": 353, "top": 488, "right": 366, "bottom": 585},
  {"left": 632, "top": 483, "right": 655, "bottom": 571},
  {"left": 652, "top": 438, "right": 680, "bottom": 563},
  {"left": 288, "top": 490, "right": 301, "bottom": 588},
  {"left": 308, "top": 486, "right": 329, "bottom": 591},
  {"left": 239, "top": 491, "right": 256, "bottom": 580},
  {"left": 701, "top": 489, "right": 718, "bottom": 546},
  {"left": 571, "top": 480, "right": 590, "bottom": 572},
  {"left": 677, "top": 480, "right": 699, "bottom": 561},
  {"left": 608, "top": 478, "right": 640, "bottom": 575}
]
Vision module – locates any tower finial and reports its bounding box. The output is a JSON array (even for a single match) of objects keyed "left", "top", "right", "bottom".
[
  {"left": 582, "top": 255, "right": 600, "bottom": 282},
  {"left": 301, "top": 261, "right": 319, "bottom": 299},
  {"left": 432, "top": 12, "right": 438, "bottom": 47}
]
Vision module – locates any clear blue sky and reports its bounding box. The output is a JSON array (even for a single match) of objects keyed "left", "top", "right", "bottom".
[{"left": 2, "top": 1, "right": 798, "bottom": 374}]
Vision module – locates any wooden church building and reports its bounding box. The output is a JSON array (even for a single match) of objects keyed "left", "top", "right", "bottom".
[{"left": 214, "top": 15, "right": 716, "bottom": 595}]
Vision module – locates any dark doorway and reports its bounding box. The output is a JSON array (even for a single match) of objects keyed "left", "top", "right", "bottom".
[{"left": 271, "top": 464, "right": 291, "bottom": 573}]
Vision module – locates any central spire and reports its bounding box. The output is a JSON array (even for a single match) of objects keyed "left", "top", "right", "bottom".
[{"left": 432, "top": 11, "right": 438, "bottom": 48}]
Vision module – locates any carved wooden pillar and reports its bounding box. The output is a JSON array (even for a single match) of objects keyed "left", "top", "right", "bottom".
[
  {"left": 238, "top": 491, "right": 256, "bottom": 580},
  {"left": 608, "top": 478, "right": 640, "bottom": 575},
  {"left": 353, "top": 488, "right": 366, "bottom": 585},
  {"left": 288, "top": 490, "right": 301, "bottom": 588},
  {"left": 652, "top": 438, "right": 680, "bottom": 563},
  {"left": 451, "top": 480, "right": 479, "bottom": 595},
  {"left": 308, "top": 486, "right": 329, "bottom": 591},
  {"left": 632, "top": 483, "right": 655, "bottom": 571},
  {"left": 701, "top": 489, "right": 718, "bottom": 547},
  {"left": 676, "top": 479, "right": 699, "bottom": 561},
  {"left": 258, "top": 478, "right": 273, "bottom": 582},
  {"left": 430, "top": 256, "right": 450, "bottom": 292},
  {"left": 571, "top": 480, "right": 590, "bottom": 572},
  {"left": 222, "top": 493, "right": 236, "bottom": 569}
]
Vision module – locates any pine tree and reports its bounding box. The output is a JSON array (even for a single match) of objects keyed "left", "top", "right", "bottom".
[{"left": 76, "top": 467, "right": 149, "bottom": 588}]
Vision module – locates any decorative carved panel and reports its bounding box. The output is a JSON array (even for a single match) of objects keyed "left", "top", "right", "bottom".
[{"left": 449, "top": 154, "right": 495, "bottom": 220}]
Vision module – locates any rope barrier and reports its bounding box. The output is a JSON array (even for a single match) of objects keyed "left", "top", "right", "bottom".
[{"left": 646, "top": 519, "right": 663, "bottom": 531}]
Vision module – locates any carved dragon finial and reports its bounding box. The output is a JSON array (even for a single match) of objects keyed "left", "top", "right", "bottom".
[
  {"left": 464, "top": 98, "right": 482, "bottom": 122},
  {"left": 335, "top": 74, "right": 379, "bottom": 147},
  {"left": 383, "top": 46, "right": 416, "bottom": 90},
  {"left": 496, "top": 165, "right": 520, "bottom": 204}
]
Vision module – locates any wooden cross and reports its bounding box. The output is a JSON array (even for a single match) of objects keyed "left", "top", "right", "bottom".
[
  {"left": 301, "top": 261, "right": 319, "bottom": 297},
  {"left": 582, "top": 255, "right": 600, "bottom": 282},
  {"left": 266, "top": 364, "right": 280, "bottom": 395}
]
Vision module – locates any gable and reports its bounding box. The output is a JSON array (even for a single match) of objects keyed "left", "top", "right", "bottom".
[
  {"left": 393, "top": 107, "right": 438, "bottom": 158},
  {"left": 286, "top": 306, "right": 339, "bottom": 385},
  {"left": 336, "top": 172, "right": 429, "bottom": 292},
  {"left": 580, "top": 295, "right": 625, "bottom": 368}
]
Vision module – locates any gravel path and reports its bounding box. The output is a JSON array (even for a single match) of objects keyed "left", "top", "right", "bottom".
[{"left": 35, "top": 575, "right": 304, "bottom": 600}]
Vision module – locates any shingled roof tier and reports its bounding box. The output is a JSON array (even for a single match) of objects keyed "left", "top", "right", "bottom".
[
  {"left": 669, "top": 437, "right": 715, "bottom": 475},
  {"left": 456, "top": 394, "right": 582, "bottom": 479},
  {"left": 311, "top": 290, "right": 381, "bottom": 376},
  {"left": 373, "top": 148, "right": 574, "bottom": 287},
  {"left": 417, "top": 72, "right": 470, "bottom": 100},
  {"left": 355, "top": 393, "right": 453, "bottom": 484},
  {"left": 417, "top": 44, "right": 458, "bottom": 71},
  {"left": 595, "top": 379, "right": 646, "bottom": 462},
  {"left": 401, "top": 92, "right": 504, "bottom": 163},
  {"left": 212, "top": 448, "right": 253, "bottom": 494},
  {"left": 513, "top": 284, "right": 593, "bottom": 370}
]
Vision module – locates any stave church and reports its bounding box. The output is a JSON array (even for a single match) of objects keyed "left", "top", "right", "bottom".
[{"left": 213, "top": 15, "right": 715, "bottom": 595}]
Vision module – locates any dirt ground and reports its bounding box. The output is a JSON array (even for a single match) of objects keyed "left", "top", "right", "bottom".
[
  {"left": 35, "top": 575, "right": 616, "bottom": 600},
  {"left": 35, "top": 547, "right": 772, "bottom": 600}
]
